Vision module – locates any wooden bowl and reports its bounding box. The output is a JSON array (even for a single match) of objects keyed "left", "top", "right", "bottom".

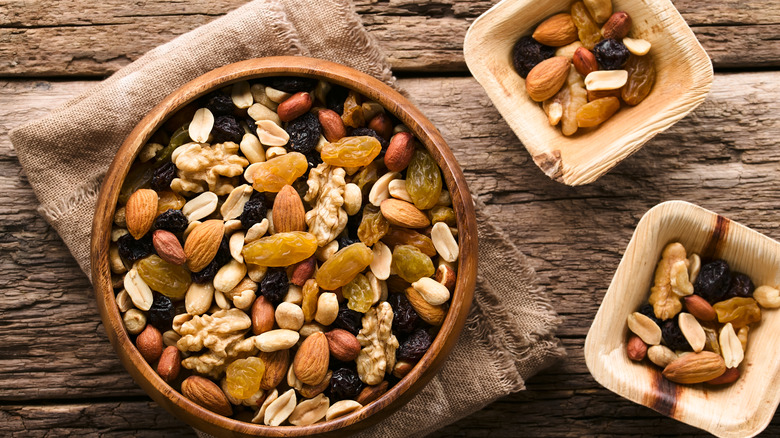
[
  {"left": 584, "top": 201, "right": 780, "bottom": 437},
  {"left": 90, "top": 56, "right": 478, "bottom": 437},
  {"left": 463, "top": 0, "right": 714, "bottom": 185}
]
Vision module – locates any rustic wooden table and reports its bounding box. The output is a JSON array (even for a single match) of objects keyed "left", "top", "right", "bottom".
[{"left": 1, "top": 0, "right": 778, "bottom": 436}]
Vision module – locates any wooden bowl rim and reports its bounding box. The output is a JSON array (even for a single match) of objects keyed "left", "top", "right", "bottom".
[{"left": 90, "top": 56, "right": 478, "bottom": 437}]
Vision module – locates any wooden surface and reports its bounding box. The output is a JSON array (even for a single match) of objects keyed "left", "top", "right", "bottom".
[{"left": 1, "top": 0, "right": 779, "bottom": 436}]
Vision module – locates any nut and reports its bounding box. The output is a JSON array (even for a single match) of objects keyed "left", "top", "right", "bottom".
[
  {"left": 277, "top": 92, "right": 313, "bottom": 122},
  {"left": 572, "top": 47, "right": 598, "bottom": 77},
  {"left": 181, "top": 375, "right": 233, "bottom": 417},
  {"left": 754, "top": 285, "right": 780, "bottom": 308},
  {"left": 622, "top": 37, "right": 651, "bottom": 56},
  {"left": 678, "top": 312, "right": 705, "bottom": 352},
  {"left": 392, "top": 360, "right": 414, "bottom": 378},
  {"left": 299, "top": 369, "right": 332, "bottom": 399},
  {"left": 157, "top": 345, "right": 181, "bottom": 382},
  {"left": 707, "top": 367, "right": 740, "bottom": 385},
  {"left": 525, "top": 56, "right": 571, "bottom": 102},
  {"left": 343, "top": 183, "right": 363, "bottom": 216},
  {"left": 256, "top": 120, "right": 290, "bottom": 147},
  {"left": 276, "top": 302, "right": 305, "bottom": 331},
  {"left": 687, "top": 253, "right": 701, "bottom": 283},
  {"left": 115, "top": 289, "right": 132, "bottom": 313},
  {"left": 355, "top": 381, "right": 389, "bottom": 405},
  {"left": 265, "top": 87, "right": 291, "bottom": 104},
  {"left": 284, "top": 284, "right": 303, "bottom": 305},
  {"left": 273, "top": 185, "right": 307, "bottom": 233},
  {"left": 291, "top": 256, "right": 316, "bottom": 287},
  {"left": 367, "top": 272, "right": 387, "bottom": 305},
  {"left": 411, "top": 277, "right": 450, "bottom": 306},
  {"left": 123, "top": 308, "right": 147, "bottom": 335},
  {"left": 738, "top": 326, "right": 749, "bottom": 352},
  {"left": 293, "top": 332, "right": 330, "bottom": 385},
  {"left": 325, "top": 400, "right": 362, "bottom": 421},
  {"left": 431, "top": 222, "right": 459, "bottom": 263},
  {"left": 380, "top": 198, "right": 430, "bottom": 228},
  {"left": 435, "top": 261, "right": 457, "bottom": 292},
  {"left": 182, "top": 191, "right": 218, "bottom": 223},
  {"left": 584, "top": 70, "right": 628, "bottom": 91},
  {"left": 627, "top": 335, "right": 647, "bottom": 361},
  {"left": 318, "top": 109, "right": 347, "bottom": 142},
  {"left": 213, "top": 259, "right": 246, "bottom": 293},
  {"left": 288, "top": 393, "right": 329, "bottom": 426},
  {"left": 647, "top": 345, "right": 677, "bottom": 368},
  {"left": 185, "top": 282, "right": 214, "bottom": 315},
  {"left": 356, "top": 302, "right": 399, "bottom": 385},
  {"left": 109, "top": 244, "right": 127, "bottom": 274},
  {"left": 299, "top": 322, "right": 325, "bottom": 339},
  {"left": 532, "top": 13, "right": 578, "bottom": 47},
  {"left": 162, "top": 330, "right": 181, "bottom": 347},
  {"left": 213, "top": 290, "right": 230, "bottom": 309},
  {"left": 601, "top": 11, "right": 632, "bottom": 40},
  {"left": 152, "top": 230, "right": 186, "bottom": 265},
  {"left": 136, "top": 324, "right": 163, "bottom": 363},
  {"left": 583, "top": 0, "right": 612, "bottom": 23},
  {"left": 184, "top": 220, "right": 224, "bottom": 272},
  {"left": 316, "top": 240, "right": 339, "bottom": 262},
  {"left": 587, "top": 88, "right": 621, "bottom": 101},
  {"left": 648, "top": 243, "right": 689, "bottom": 320},
  {"left": 405, "top": 286, "right": 446, "bottom": 326},
  {"left": 315, "top": 292, "right": 339, "bottom": 325},
  {"left": 248, "top": 101, "right": 281, "bottom": 124},
  {"left": 368, "top": 112, "right": 393, "bottom": 140},
  {"left": 252, "top": 389, "right": 278, "bottom": 424},
  {"left": 226, "top": 277, "right": 257, "bottom": 310},
  {"left": 388, "top": 179, "right": 412, "bottom": 203},
  {"left": 124, "top": 267, "right": 153, "bottom": 311},
  {"left": 259, "top": 350, "right": 290, "bottom": 391},
  {"left": 230, "top": 80, "right": 253, "bottom": 109},
  {"left": 684, "top": 295, "right": 716, "bottom": 321},
  {"left": 626, "top": 312, "right": 662, "bottom": 345},
  {"left": 125, "top": 189, "right": 158, "bottom": 239},
  {"left": 384, "top": 132, "right": 415, "bottom": 172},
  {"left": 228, "top": 231, "right": 244, "bottom": 263},
  {"left": 369, "top": 171, "right": 400, "bottom": 207},
  {"left": 370, "top": 241, "right": 392, "bottom": 281},
  {"left": 240, "top": 133, "right": 266, "bottom": 164},
  {"left": 189, "top": 108, "right": 214, "bottom": 143},
  {"left": 719, "top": 323, "right": 744, "bottom": 368},
  {"left": 252, "top": 296, "right": 276, "bottom": 335},
  {"left": 325, "top": 329, "right": 361, "bottom": 362},
  {"left": 256, "top": 329, "right": 300, "bottom": 352},
  {"left": 304, "top": 164, "right": 348, "bottom": 246},
  {"left": 662, "top": 351, "right": 726, "bottom": 384},
  {"left": 221, "top": 184, "right": 253, "bottom": 221}
]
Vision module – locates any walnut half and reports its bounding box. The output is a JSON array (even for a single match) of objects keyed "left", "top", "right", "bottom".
[{"left": 355, "top": 302, "right": 398, "bottom": 385}]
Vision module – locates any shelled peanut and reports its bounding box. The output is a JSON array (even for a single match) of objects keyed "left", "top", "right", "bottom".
[
  {"left": 512, "top": 0, "right": 655, "bottom": 135},
  {"left": 110, "top": 76, "right": 460, "bottom": 426}
]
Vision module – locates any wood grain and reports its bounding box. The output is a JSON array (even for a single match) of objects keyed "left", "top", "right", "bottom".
[
  {"left": 0, "top": 0, "right": 777, "bottom": 77},
  {"left": 1, "top": 72, "right": 779, "bottom": 435}
]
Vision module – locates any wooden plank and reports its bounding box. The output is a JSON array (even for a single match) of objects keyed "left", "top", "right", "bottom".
[
  {"left": 0, "top": 0, "right": 777, "bottom": 77},
  {"left": 1, "top": 73, "right": 779, "bottom": 433}
]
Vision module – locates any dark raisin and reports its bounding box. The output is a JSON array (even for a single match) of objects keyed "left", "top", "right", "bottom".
[
  {"left": 326, "top": 85, "right": 350, "bottom": 115},
  {"left": 260, "top": 268, "right": 288, "bottom": 305},
  {"left": 388, "top": 293, "right": 420, "bottom": 335},
  {"left": 154, "top": 209, "right": 188, "bottom": 233},
  {"left": 239, "top": 191, "right": 267, "bottom": 229},
  {"left": 725, "top": 272, "right": 754, "bottom": 299},
  {"left": 191, "top": 259, "right": 219, "bottom": 284},
  {"left": 263, "top": 77, "right": 317, "bottom": 94},
  {"left": 512, "top": 36, "right": 556, "bottom": 79},
  {"left": 148, "top": 294, "right": 175, "bottom": 330},
  {"left": 212, "top": 115, "right": 243, "bottom": 144},
  {"left": 338, "top": 232, "right": 360, "bottom": 250},
  {"left": 328, "top": 368, "right": 363, "bottom": 402},
  {"left": 593, "top": 38, "right": 630, "bottom": 70},
  {"left": 661, "top": 317, "right": 691, "bottom": 351},
  {"left": 206, "top": 93, "right": 236, "bottom": 116},
  {"left": 351, "top": 127, "right": 389, "bottom": 154},
  {"left": 215, "top": 236, "right": 232, "bottom": 267},
  {"left": 637, "top": 303, "right": 662, "bottom": 325},
  {"left": 287, "top": 112, "right": 321, "bottom": 154},
  {"left": 244, "top": 116, "right": 257, "bottom": 136},
  {"left": 117, "top": 234, "right": 154, "bottom": 263},
  {"left": 150, "top": 162, "right": 176, "bottom": 191},
  {"left": 397, "top": 328, "right": 433, "bottom": 362},
  {"left": 332, "top": 302, "right": 362, "bottom": 335},
  {"left": 694, "top": 259, "right": 731, "bottom": 303},
  {"left": 305, "top": 149, "right": 323, "bottom": 171}
]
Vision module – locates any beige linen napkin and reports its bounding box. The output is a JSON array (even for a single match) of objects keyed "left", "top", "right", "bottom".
[{"left": 9, "top": 0, "right": 565, "bottom": 436}]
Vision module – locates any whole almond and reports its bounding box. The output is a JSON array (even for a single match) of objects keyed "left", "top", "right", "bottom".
[
  {"left": 184, "top": 220, "right": 224, "bottom": 272},
  {"left": 525, "top": 56, "right": 571, "bottom": 102},
  {"left": 157, "top": 345, "right": 181, "bottom": 382},
  {"left": 532, "top": 13, "right": 578, "bottom": 47},
  {"left": 325, "top": 329, "right": 361, "bottom": 362},
  {"left": 404, "top": 286, "right": 445, "bottom": 326},
  {"left": 601, "top": 11, "right": 632, "bottom": 39},
  {"left": 707, "top": 367, "right": 740, "bottom": 385},
  {"left": 293, "top": 332, "right": 330, "bottom": 385},
  {"left": 277, "top": 92, "right": 313, "bottom": 122},
  {"left": 573, "top": 47, "right": 598, "bottom": 77},
  {"left": 126, "top": 189, "right": 158, "bottom": 239},
  {"left": 662, "top": 351, "right": 726, "bottom": 384},
  {"left": 627, "top": 335, "right": 647, "bottom": 361},
  {"left": 259, "top": 350, "right": 290, "bottom": 390},
  {"left": 368, "top": 112, "right": 393, "bottom": 139},
  {"left": 384, "top": 132, "right": 415, "bottom": 172},
  {"left": 136, "top": 324, "right": 163, "bottom": 363},
  {"left": 318, "top": 109, "right": 347, "bottom": 142},
  {"left": 181, "top": 376, "right": 233, "bottom": 417},
  {"left": 273, "top": 185, "right": 306, "bottom": 233},
  {"left": 252, "top": 295, "right": 275, "bottom": 335},
  {"left": 152, "top": 229, "right": 186, "bottom": 265},
  {"left": 380, "top": 198, "right": 430, "bottom": 229},
  {"left": 291, "top": 256, "right": 317, "bottom": 287},
  {"left": 299, "top": 370, "right": 333, "bottom": 399},
  {"left": 684, "top": 295, "right": 716, "bottom": 321},
  {"left": 355, "top": 381, "right": 389, "bottom": 405}
]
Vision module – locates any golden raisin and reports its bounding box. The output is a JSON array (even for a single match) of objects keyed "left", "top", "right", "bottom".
[
  {"left": 342, "top": 273, "right": 373, "bottom": 313},
  {"left": 571, "top": 2, "right": 602, "bottom": 49},
  {"left": 251, "top": 152, "right": 308, "bottom": 193},
  {"left": 321, "top": 136, "right": 382, "bottom": 168},
  {"left": 136, "top": 255, "right": 191, "bottom": 300},
  {"left": 315, "top": 243, "right": 373, "bottom": 290},
  {"left": 381, "top": 227, "right": 436, "bottom": 257},
  {"left": 406, "top": 149, "right": 442, "bottom": 211},
  {"left": 351, "top": 160, "right": 384, "bottom": 196},
  {"left": 341, "top": 91, "right": 365, "bottom": 128},
  {"left": 713, "top": 297, "right": 762, "bottom": 328},
  {"left": 242, "top": 231, "right": 318, "bottom": 267},
  {"left": 156, "top": 191, "right": 186, "bottom": 215},
  {"left": 576, "top": 97, "right": 620, "bottom": 128},
  {"left": 391, "top": 245, "right": 434, "bottom": 283},
  {"left": 357, "top": 205, "right": 389, "bottom": 246},
  {"left": 225, "top": 356, "right": 265, "bottom": 399},
  {"left": 622, "top": 54, "right": 656, "bottom": 106},
  {"left": 428, "top": 206, "right": 456, "bottom": 227}
]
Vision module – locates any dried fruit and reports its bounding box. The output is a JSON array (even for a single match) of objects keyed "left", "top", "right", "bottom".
[
  {"left": 343, "top": 273, "right": 373, "bottom": 313},
  {"left": 332, "top": 302, "right": 362, "bottom": 335},
  {"left": 191, "top": 259, "right": 219, "bottom": 284},
  {"left": 357, "top": 205, "right": 389, "bottom": 246},
  {"left": 576, "top": 96, "right": 620, "bottom": 127},
  {"left": 151, "top": 162, "right": 176, "bottom": 192},
  {"left": 525, "top": 56, "right": 571, "bottom": 102},
  {"left": 560, "top": 65, "right": 588, "bottom": 136},
  {"left": 117, "top": 233, "right": 154, "bottom": 263},
  {"left": 239, "top": 191, "right": 268, "bottom": 229},
  {"left": 341, "top": 91, "right": 364, "bottom": 128},
  {"left": 713, "top": 297, "right": 761, "bottom": 328},
  {"left": 287, "top": 112, "right": 321, "bottom": 153},
  {"left": 392, "top": 245, "right": 435, "bottom": 284},
  {"left": 512, "top": 36, "right": 556, "bottom": 79},
  {"left": 406, "top": 149, "right": 443, "bottom": 210},
  {"left": 225, "top": 356, "right": 266, "bottom": 400},
  {"left": 137, "top": 255, "right": 192, "bottom": 300},
  {"left": 242, "top": 231, "right": 318, "bottom": 267},
  {"left": 388, "top": 292, "right": 420, "bottom": 335},
  {"left": 212, "top": 115, "right": 243, "bottom": 143},
  {"left": 264, "top": 77, "right": 316, "bottom": 94},
  {"left": 206, "top": 93, "right": 235, "bottom": 115},
  {"left": 662, "top": 351, "right": 726, "bottom": 384},
  {"left": 154, "top": 209, "right": 188, "bottom": 233},
  {"left": 622, "top": 54, "right": 655, "bottom": 105},
  {"left": 148, "top": 293, "right": 176, "bottom": 330},
  {"left": 326, "top": 85, "right": 349, "bottom": 115},
  {"left": 532, "top": 13, "right": 578, "bottom": 47},
  {"left": 725, "top": 273, "right": 755, "bottom": 299},
  {"left": 593, "top": 38, "right": 629, "bottom": 70},
  {"left": 351, "top": 128, "right": 389, "bottom": 153},
  {"left": 661, "top": 318, "right": 690, "bottom": 351},
  {"left": 321, "top": 136, "right": 382, "bottom": 167},
  {"left": 583, "top": 0, "right": 611, "bottom": 23},
  {"left": 695, "top": 259, "right": 731, "bottom": 303},
  {"left": 571, "top": 1, "right": 602, "bottom": 49},
  {"left": 260, "top": 268, "right": 290, "bottom": 305},
  {"left": 397, "top": 328, "right": 433, "bottom": 362},
  {"left": 251, "top": 152, "right": 308, "bottom": 193},
  {"left": 329, "top": 368, "right": 363, "bottom": 402},
  {"left": 315, "top": 243, "right": 374, "bottom": 290}
]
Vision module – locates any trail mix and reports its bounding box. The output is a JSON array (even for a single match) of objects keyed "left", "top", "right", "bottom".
[
  {"left": 111, "top": 76, "right": 460, "bottom": 425},
  {"left": 512, "top": 0, "right": 655, "bottom": 135},
  {"left": 626, "top": 242, "right": 780, "bottom": 385}
]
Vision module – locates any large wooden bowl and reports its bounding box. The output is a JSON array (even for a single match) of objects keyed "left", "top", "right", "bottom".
[{"left": 90, "top": 56, "right": 477, "bottom": 437}]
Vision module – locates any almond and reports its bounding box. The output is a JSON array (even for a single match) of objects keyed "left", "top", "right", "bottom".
[
  {"left": 273, "top": 185, "right": 306, "bottom": 233},
  {"left": 157, "top": 345, "right": 181, "bottom": 382},
  {"left": 299, "top": 370, "right": 333, "bottom": 399},
  {"left": 126, "top": 189, "right": 158, "bottom": 239},
  {"left": 626, "top": 335, "right": 647, "bottom": 361},
  {"left": 368, "top": 112, "right": 393, "bottom": 140},
  {"left": 293, "top": 332, "right": 329, "bottom": 385},
  {"left": 532, "top": 13, "right": 578, "bottom": 47},
  {"left": 355, "top": 381, "right": 389, "bottom": 405},
  {"left": 707, "top": 367, "right": 740, "bottom": 385},
  {"left": 252, "top": 295, "right": 275, "bottom": 335},
  {"left": 136, "top": 324, "right": 163, "bottom": 363},
  {"left": 318, "top": 109, "right": 347, "bottom": 142},
  {"left": 152, "top": 229, "right": 186, "bottom": 265},
  {"left": 572, "top": 47, "right": 598, "bottom": 77},
  {"left": 601, "top": 11, "right": 632, "bottom": 39},
  {"left": 525, "top": 56, "right": 571, "bottom": 102},
  {"left": 325, "top": 329, "right": 361, "bottom": 362},
  {"left": 277, "top": 92, "right": 313, "bottom": 122},
  {"left": 181, "top": 376, "right": 233, "bottom": 417},
  {"left": 683, "top": 295, "right": 716, "bottom": 321},
  {"left": 380, "top": 198, "right": 430, "bottom": 229},
  {"left": 259, "top": 350, "right": 290, "bottom": 391},
  {"left": 184, "top": 219, "right": 224, "bottom": 272},
  {"left": 384, "top": 132, "right": 415, "bottom": 172},
  {"left": 662, "top": 351, "right": 726, "bottom": 384},
  {"left": 291, "top": 256, "right": 316, "bottom": 286},
  {"left": 404, "top": 286, "right": 445, "bottom": 326}
]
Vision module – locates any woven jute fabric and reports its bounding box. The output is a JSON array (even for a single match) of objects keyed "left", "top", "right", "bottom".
[{"left": 9, "top": 0, "right": 565, "bottom": 436}]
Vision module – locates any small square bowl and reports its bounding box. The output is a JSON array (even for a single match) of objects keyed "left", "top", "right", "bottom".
[
  {"left": 584, "top": 201, "right": 780, "bottom": 437},
  {"left": 463, "top": 0, "right": 714, "bottom": 186}
]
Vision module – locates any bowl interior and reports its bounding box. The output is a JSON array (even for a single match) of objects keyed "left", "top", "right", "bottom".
[
  {"left": 90, "top": 57, "right": 477, "bottom": 437},
  {"left": 584, "top": 200, "right": 780, "bottom": 438},
  {"left": 463, "top": 0, "right": 714, "bottom": 185}
]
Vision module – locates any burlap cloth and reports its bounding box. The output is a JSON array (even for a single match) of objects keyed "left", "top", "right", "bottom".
[{"left": 9, "top": 0, "right": 565, "bottom": 436}]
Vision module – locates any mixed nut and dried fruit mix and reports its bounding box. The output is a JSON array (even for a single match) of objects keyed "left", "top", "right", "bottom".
[
  {"left": 111, "top": 76, "right": 460, "bottom": 425},
  {"left": 512, "top": 0, "right": 655, "bottom": 135},
  {"left": 626, "top": 242, "right": 780, "bottom": 385}
]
